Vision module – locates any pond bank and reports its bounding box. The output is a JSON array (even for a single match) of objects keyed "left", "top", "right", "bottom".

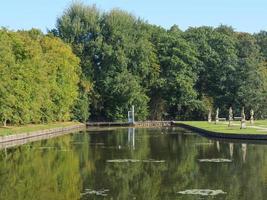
[
  {"left": 0, "top": 122, "right": 86, "bottom": 145},
  {"left": 174, "top": 121, "right": 267, "bottom": 140}
]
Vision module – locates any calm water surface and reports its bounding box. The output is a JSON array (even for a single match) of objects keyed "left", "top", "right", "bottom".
[{"left": 0, "top": 127, "right": 267, "bottom": 200}]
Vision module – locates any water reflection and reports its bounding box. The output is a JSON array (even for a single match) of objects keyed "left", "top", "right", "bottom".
[
  {"left": 128, "top": 127, "right": 135, "bottom": 149},
  {"left": 0, "top": 128, "right": 267, "bottom": 199},
  {"left": 229, "top": 143, "right": 234, "bottom": 158},
  {"left": 242, "top": 143, "right": 247, "bottom": 163},
  {"left": 216, "top": 141, "right": 220, "bottom": 152}
]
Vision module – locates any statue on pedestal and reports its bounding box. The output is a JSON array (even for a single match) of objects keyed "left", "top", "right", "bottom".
[
  {"left": 240, "top": 107, "right": 246, "bottom": 129},
  {"left": 250, "top": 109, "right": 254, "bottom": 125},
  {"left": 215, "top": 108, "right": 219, "bottom": 124},
  {"left": 208, "top": 108, "right": 212, "bottom": 123},
  {"left": 228, "top": 107, "right": 233, "bottom": 127}
]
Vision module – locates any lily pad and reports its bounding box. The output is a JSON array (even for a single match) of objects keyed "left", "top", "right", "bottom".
[
  {"left": 198, "top": 158, "right": 232, "bottom": 163},
  {"left": 143, "top": 159, "right": 165, "bottom": 163},
  {"left": 106, "top": 159, "right": 140, "bottom": 163},
  {"left": 178, "top": 189, "right": 226, "bottom": 196},
  {"left": 106, "top": 159, "right": 165, "bottom": 163},
  {"left": 81, "top": 189, "right": 109, "bottom": 197}
]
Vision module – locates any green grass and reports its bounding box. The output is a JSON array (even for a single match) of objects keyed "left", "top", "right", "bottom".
[
  {"left": 178, "top": 121, "right": 267, "bottom": 134},
  {"left": 253, "top": 120, "right": 267, "bottom": 126},
  {"left": 0, "top": 121, "right": 83, "bottom": 136}
]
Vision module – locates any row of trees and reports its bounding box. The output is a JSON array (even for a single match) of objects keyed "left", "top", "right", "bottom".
[
  {"left": 52, "top": 2, "right": 267, "bottom": 121},
  {"left": 2, "top": 2, "right": 267, "bottom": 124},
  {"left": 0, "top": 29, "right": 80, "bottom": 125}
]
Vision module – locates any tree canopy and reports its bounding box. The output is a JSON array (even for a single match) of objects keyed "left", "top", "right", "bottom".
[
  {"left": 52, "top": 2, "right": 267, "bottom": 121},
  {"left": 2, "top": 2, "right": 267, "bottom": 124},
  {"left": 0, "top": 29, "right": 80, "bottom": 125}
]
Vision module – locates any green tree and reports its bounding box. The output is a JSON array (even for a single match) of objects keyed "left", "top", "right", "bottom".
[
  {"left": 184, "top": 26, "right": 238, "bottom": 116},
  {"left": 0, "top": 29, "right": 80, "bottom": 125},
  {"left": 149, "top": 26, "right": 200, "bottom": 120}
]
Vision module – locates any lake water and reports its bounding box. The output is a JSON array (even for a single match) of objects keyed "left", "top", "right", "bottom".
[{"left": 0, "top": 127, "right": 267, "bottom": 200}]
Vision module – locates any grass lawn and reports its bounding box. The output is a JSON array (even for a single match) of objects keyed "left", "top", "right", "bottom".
[
  {"left": 0, "top": 121, "right": 83, "bottom": 136},
  {"left": 178, "top": 121, "right": 267, "bottom": 134},
  {"left": 253, "top": 120, "right": 267, "bottom": 126}
]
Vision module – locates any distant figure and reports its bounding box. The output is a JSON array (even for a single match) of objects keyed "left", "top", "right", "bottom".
[
  {"left": 241, "top": 107, "right": 246, "bottom": 129},
  {"left": 228, "top": 107, "right": 233, "bottom": 127},
  {"left": 215, "top": 108, "right": 219, "bottom": 124},
  {"left": 250, "top": 109, "right": 254, "bottom": 125},
  {"left": 208, "top": 108, "right": 212, "bottom": 123}
]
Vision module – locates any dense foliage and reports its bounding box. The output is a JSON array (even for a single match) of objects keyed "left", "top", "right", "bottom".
[
  {"left": 51, "top": 2, "right": 267, "bottom": 121},
  {"left": 0, "top": 29, "right": 80, "bottom": 125},
  {"left": 2, "top": 2, "right": 267, "bottom": 124}
]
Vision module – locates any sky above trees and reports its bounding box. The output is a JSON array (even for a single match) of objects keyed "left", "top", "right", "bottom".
[{"left": 0, "top": 0, "right": 266, "bottom": 33}]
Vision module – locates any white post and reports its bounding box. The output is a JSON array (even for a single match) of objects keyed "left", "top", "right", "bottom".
[{"left": 132, "top": 105, "right": 135, "bottom": 124}]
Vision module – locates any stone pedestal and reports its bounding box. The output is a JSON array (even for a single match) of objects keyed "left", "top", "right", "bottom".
[{"left": 241, "top": 119, "right": 246, "bottom": 129}]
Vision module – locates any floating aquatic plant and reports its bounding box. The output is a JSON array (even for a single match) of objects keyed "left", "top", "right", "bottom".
[
  {"left": 198, "top": 158, "right": 232, "bottom": 163},
  {"left": 37, "top": 147, "right": 56, "bottom": 149},
  {"left": 81, "top": 189, "right": 109, "bottom": 197},
  {"left": 178, "top": 189, "right": 226, "bottom": 196},
  {"left": 143, "top": 159, "right": 165, "bottom": 163},
  {"left": 106, "top": 159, "right": 165, "bottom": 163},
  {"left": 195, "top": 143, "right": 213, "bottom": 146},
  {"left": 106, "top": 159, "right": 140, "bottom": 163}
]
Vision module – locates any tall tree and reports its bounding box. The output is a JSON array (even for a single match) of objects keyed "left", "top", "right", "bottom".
[{"left": 0, "top": 29, "right": 80, "bottom": 125}]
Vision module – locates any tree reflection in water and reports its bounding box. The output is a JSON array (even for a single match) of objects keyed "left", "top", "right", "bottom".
[{"left": 0, "top": 128, "right": 267, "bottom": 199}]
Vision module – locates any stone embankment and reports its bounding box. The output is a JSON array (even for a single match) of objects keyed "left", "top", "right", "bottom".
[{"left": 0, "top": 124, "right": 86, "bottom": 149}]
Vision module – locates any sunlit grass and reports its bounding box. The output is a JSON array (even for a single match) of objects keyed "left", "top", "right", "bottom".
[
  {"left": 253, "top": 120, "right": 267, "bottom": 126},
  {"left": 0, "top": 121, "right": 83, "bottom": 136},
  {"left": 178, "top": 121, "right": 267, "bottom": 134}
]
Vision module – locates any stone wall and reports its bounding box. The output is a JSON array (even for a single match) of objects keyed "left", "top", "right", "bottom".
[{"left": 0, "top": 124, "right": 86, "bottom": 149}]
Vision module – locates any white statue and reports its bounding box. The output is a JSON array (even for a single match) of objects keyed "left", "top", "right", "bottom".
[
  {"left": 240, "top": 107, "right": 246, "bottom": 129},
  {"left": 250, "top": 109, "right": 254, "bottom": 125},
  {"left": 215, "top": 108, "right": 219, "bottom": 124},
  {"left": 228, "top": 107, "right": 233, "bottom": 127},
  {"left": 208, "top": 108, "right": 212, "bottom": 123}
]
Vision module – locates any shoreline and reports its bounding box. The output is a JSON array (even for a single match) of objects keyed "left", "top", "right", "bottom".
[
  {"left": 174, "top": 122, "right": 267, "bottom": 140},
  {"left": 2, "top": 120, "right": 267, "bottom": 149},
  {"left": 0, "top": 123, "right": 86, "bottom": 148}
]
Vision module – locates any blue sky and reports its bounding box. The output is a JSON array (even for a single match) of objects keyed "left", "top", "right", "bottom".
[{"left": 0, "top": 0, "right": 266, "bottom": 33}]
